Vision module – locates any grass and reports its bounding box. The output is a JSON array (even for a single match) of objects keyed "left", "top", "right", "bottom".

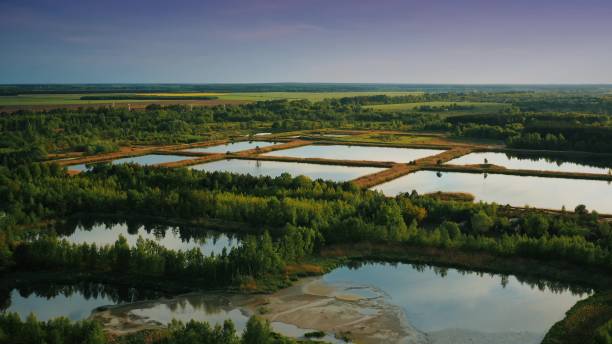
[
  {"left": 331, "top": 132, "right": 435, "bottom": 145},
  {"left": 0, "top": 91, "right": 423, "bottom": 107},
  {"left": 0, "top": 93, "right": 174, "bottom": 106},
  {"left": 542, "top": 290, "right": 612, "bottom": 344},
  {"left": 136, "top": 92, "right": 226, "bottom": 97},
  {"left": 364, "top": 101, "right": 510, "bottom": 115},
  {"left": 215, "top": 91, "right": 423, "bottom": 102}
]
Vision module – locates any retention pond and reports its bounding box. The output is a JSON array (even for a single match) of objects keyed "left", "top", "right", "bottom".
[
  {"left": 262, "top": 144, "right": 443, "bottom": 163},
  {"left": 190, "top": 159, "right": 384, "bottom": 182},
  {"left": 372, "top": 170, "right": 612, "bottom": 213},
  {"left": 448, "top": 152, "right": 612, "bottom": 174}
]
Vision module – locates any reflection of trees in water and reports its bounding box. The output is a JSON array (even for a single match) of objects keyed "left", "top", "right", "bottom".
[
  {"left": 0, "top": 282, "right": 163, "bottom": 312},
  {"left": 345, "top": 260, "right": 593, "bottom": 296},
  {"left": 505, "top": 152, "right": 612, "bottom": 170},
  {"left": 165, "top": 295, "right": 229, "bottom": 315},
  {"left": 50, "top": 217, "right": 240, "bottom": 250}
]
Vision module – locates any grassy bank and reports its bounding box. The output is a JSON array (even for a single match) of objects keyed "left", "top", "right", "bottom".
[{"left": 543, "top": 291, "right": 612, "bottom": 344}]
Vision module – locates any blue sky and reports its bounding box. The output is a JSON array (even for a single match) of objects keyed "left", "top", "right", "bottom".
[{"left": 1, "top": 0, "right": 611, "bottom": 83}]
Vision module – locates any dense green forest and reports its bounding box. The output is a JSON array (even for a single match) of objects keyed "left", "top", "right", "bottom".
[
  {"left": 2, "top": 164, "right": 610, "bottom": 277},
  {"left": 2, "top": 89, "right": 612, "bottom": 343},
  {"left": 3, "top": 91, "right": 612, "bottom": 159},
  {"left": 0, "top": 312, "right": 302, "bottom": 344}
]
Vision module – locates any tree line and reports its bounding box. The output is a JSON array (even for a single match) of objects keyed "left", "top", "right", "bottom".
[{"left": 0, "top": 312, "right": 299, "bottom": 344}]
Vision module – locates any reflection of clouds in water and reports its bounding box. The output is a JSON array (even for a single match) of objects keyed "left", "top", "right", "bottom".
[
  {"left": 130, "top": 296, "right": 250, "bottom": 332},
  {"left": 5, "top": 289, "right": 115, "bottom": 321},
  {"left": 184, "top": 141, "right": 276, "bottom": 153},
  {"left": 323, "top": 263, "right": 589, "bottom": 333},
  {"left": 112, "top": 155, "right": 191, "bottom": 165},
  {"left": 448, "top": 152, "right": 612, "bottom": 174},
  {"left": 374, "top": 171, "right": 612, "bottom": 213},
  {"left": 58, "top": 222, "right": 240, "bottom": 255},
  {"left": 263, "top": 145, "right": 444, "bottom": 163},
  {"left": 191, "top": 159, "right": 383, "bottom": 182}
]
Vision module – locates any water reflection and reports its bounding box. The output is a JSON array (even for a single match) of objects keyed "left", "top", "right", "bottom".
[
  {"left": 50, "top": 218, "right": 240, "bottom": 254},
  {"left": 448, "top": 152, "right": 612, "bottom": 174},
  {"left": 126, "top": 294, "right": 343, "bottom": 343},
  {"left": 130, "top": 295, "right": 250, "bottom": 329},
  {"left": 190, "top": 159, "right": 383, "bottom": 182},
  {"left": 263, "top": 144, "right": 443, "bottom": 163},
  {"left": 0, "top": 282, "right": 161, "bottom": 321},
  {"left": 373, "top": 170, "right": 612, "bottom": 213},
  {"left": 183, "top": 141, "right": 277, "bottom": 153},
  {"left": 68, "top": 154, "right": 192, "bottom": 171},
  {"left": 324, "top": 261, "right": 591, "bottom": 335}
]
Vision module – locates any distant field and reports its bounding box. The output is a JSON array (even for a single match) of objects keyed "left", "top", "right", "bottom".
[
  {"left": 215, "top": 91, "right": 423, "bottom": 102},
  {"left": 364, "top": 101, "right": 510, "bottom": 114},
  {"left": 0, "top": 94, "right": 156, "bottom": 106},
  {"left": 331, "top": 133, "right": 435, "bottom": 145},
  {"left": 0, "top": 91, "right": 424, "bottom": 108}
]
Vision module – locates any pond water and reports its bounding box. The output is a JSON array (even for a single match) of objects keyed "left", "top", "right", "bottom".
[
  {"left": 372, "top": 170, "right": 612, "bottom": 214},
  {"left": 67, "top": 154, "right": 191, "bottom": 171},
  {"left": 448, "top": 152, "right": 612, "bottom": 174},
  {"left": 263, "top": 144, "right": 443, "bottom": 163},
  {"left": 324, "top": 262, "right": 590, "bottom": 343},
  {"left": 53, "top": 221, "right": 240, "bottom": 254},
  {"left": 183, "top": 141, "right": 277, "bottom": 153},
  {"left": 1, "top": 283, "right": 158, "bottom": 321},
  {"left": 190, "top": 159, "right": 383, "bottom": 182},
  {"left": 126, "top": 294, "right": 342, "bottom": 343}
]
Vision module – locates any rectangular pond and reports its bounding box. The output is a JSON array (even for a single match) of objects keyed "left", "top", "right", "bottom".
[
  {"left": 67, "top": 154, "right": 192, "bottom": 171},
  {"left": 448, "top": 152, "right": 612, "bottom": 174},
  {"left": 372, "top": 170, "right": 612, "bottom": 213},
  {"left": 190, "top": 159, "right": 384, "bottom": 182},
  {"left": 262, "top": 144, "right": 443, "bottom": 163},
  {"left": 183, "top": 141, "right": 278, "bottom": 154}
]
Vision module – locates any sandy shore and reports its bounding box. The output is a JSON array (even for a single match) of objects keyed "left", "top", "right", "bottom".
[
  {"left": 90, "top": 277, "right": 428, "bottom": 343},
  {"left": 89, "top": 277, "right": 543, "bottom": 344}
]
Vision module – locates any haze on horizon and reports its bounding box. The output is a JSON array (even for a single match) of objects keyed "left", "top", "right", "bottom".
[{"left": 1, "top": 0, "right": 611, "bottom": 84}]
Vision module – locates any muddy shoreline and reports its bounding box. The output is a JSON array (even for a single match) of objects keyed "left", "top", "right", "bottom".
[
  {"left": 90, "top": 276, "right": 546, "bottom": 344},
  {"left": 90, "top": 276, "right": 427, "bottom": 343}
]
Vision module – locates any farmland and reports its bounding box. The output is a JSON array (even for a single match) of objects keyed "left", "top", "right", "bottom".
[
  {"left": 0, "top": 91, "right": 424, "bottom": 110},
  {"left": 364, "top": 101, "right": 511, "bottom": 114}
]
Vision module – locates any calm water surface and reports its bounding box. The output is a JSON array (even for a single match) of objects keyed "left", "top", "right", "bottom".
[
  {"left": 1, "top": 284, "right": 158, "bottom": 321},
  {"left": 324, "top": 262, "right": 589, "bottom": 338},
  {"left": 128, "top": 295, "right": 342, "bottom": 343},
  {"left": 190, "top": 159, "right": 383, "bottom": 182},
  {"left": 68, "top": 154, "right": 191, "bottom": 171},
  {"left": 263, "top": 144, "right": 443, "bottom": 162},
  {"left": 54, "top": 222, "right": 240, "bottom": 254},
  {"left": 184, "top": 141, "right": 277, "bottom": 153},
  {"left": 372, "top": 170, "right": 612, "bottom": 213},
  {"left": 448, "top": 152, "right": 612, "bottom": 174}
]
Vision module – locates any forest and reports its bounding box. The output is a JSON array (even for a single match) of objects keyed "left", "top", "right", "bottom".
[
  {"left": 2, "top": 88, "right": 612, "bottom": 343},
  {"left": 0, "top": 312, "right": 301, "bottom": 344}
]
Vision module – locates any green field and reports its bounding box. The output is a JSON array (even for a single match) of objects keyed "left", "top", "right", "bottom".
[
  {"left": 215, "top": 91, "right": 423, "bottom": 101},
  {"left": 0, "top": 91, "right": 424, "bottom": 107},
  {"left": 325, "top": 132, "right": 436, "bottom": 145},
  {"left": 0, "top": 94, "right": 158, "bottom": 106},
  {"left": 364, "top": 101, "right": 510, "bottom": 113}
]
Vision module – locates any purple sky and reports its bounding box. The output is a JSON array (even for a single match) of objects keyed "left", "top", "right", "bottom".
[{"left": 1, "top": 0, "right": 611, "bottom": 83}]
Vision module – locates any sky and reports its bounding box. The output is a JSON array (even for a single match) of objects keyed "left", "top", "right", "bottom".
[{"left": 1, "top": 0, "right": 612, "bottom": 84}]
